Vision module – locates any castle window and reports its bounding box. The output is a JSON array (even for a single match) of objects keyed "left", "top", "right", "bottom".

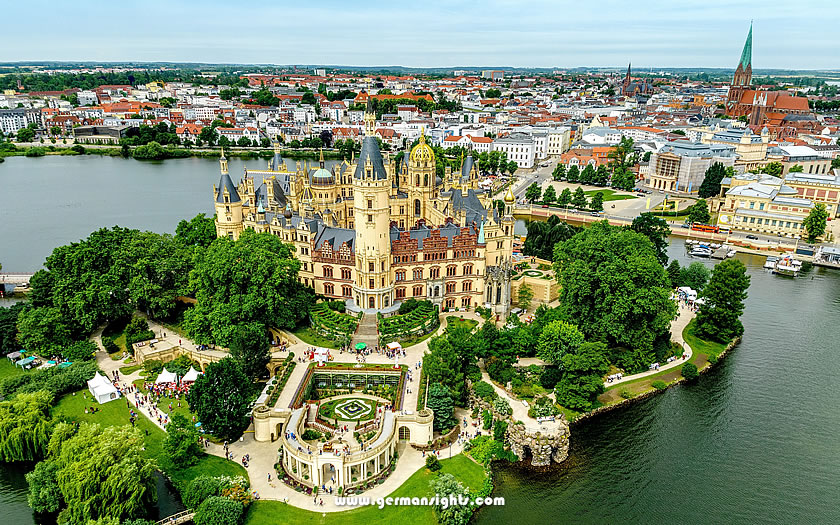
[
  {"left": 341, "top": 268, "right": 352, "bottom": 280},
  {"left": 446, "top": 265, "right": 457, "bottom": 277},
  {"left": 462, "top": 281, "right": 472, "bottom": 292},
  {"left": 430, "top": 267, "right": 440, "bottom": 279},
  {"left": 324, "top": 283, "right": 334, "bottom": 295},
  {"left": 368, "top": 214, "right": 373, "bottom": 223},
  {"left": 446, "top": 282, "right": 456, "bottom": 293},
  {"left": 463, "top": 264, "right": 473, "bottom": 275},
  {"left": 323, "top": 266, "right": 333, "bottom": 278},
  {"left": 342, "top": 285, "right": 352, "bottom": 297},
  {"left": 369, "top": 278, "right": 375, "bottom": 289},
  {"left": 461, "top": 297, "right": 471, "bottom": 308},
  {"left": 396, "top": 270, "right": 406, "bottom": 282},
  {"left": 415, "top": 199, "right": 421, "bottom": 217},
  {"left": 368, "top": 199, "right": 373, "bottom": 209},
  {"left": 413, "top": 285, "right": 424, "bottom": 297},
  {"left": 396, "top": 287, "right": 406, "bottom": 299},
  {"left": 445, "top": 298, "right": 455, "bottom": 309},
  {"left": 413, "top": 269, "right": 423, "bottom": 280},
  {"left": 369, "top": 262, "right": 375, "bottom": 272}
]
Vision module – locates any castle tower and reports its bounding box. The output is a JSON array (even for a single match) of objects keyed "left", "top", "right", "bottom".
[
  {"left": 352, "top": 135, "right": 394, "bottom": 310},
  {"left": 214, "top": 147, "right": 243, "bottom": 240},
  {"left": 364, "top": 98, "right": 376, "bottom": 136},
  {"left": 502, "top": 185, "right": 516, "bottom": 237},
  {"left": 407, "top": 133, "right": 436, "bottom": 220}
]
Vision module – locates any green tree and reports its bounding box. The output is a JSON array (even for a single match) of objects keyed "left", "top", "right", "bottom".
[
  {"left": 62, "top": 340, "right": 97, "bottom": 361},
  {"left": 175, "top": 213, "right": 217, "bottom": 247},
  {"left": 803, "top": 202, "right": 828, "bottom": 243},
  {"left": 36, "top": 423, "right": 157, "bottom": 525},
  {"left": 517, "top": 283, "right": 534, "bottom": 310},
  {"left": 698, "top": 162, "right": 729, "bottom": 199},
  {"left": 536, "top": 321, "right": 584, "bottom": 365},
  {"left": 571, "top": 186, "right": 588, "bottom": 209},
  {"left": 0, "top": 390, "right": 53, "bottom": 462},
  {"left": 553, "top": 222, "right": 675, "bottom": 369},
  {"left": 554, "top": 341, "right": 610, "bottom": 410},
  {"left": 426, "top": 382, "right": 456, "bottom": 432},
  {"left": 16, "top": 306, "right": 76, "bottom": 356},
  {"left": 17, "top": 127, "right": 35, "bottom": 142},
  {"left": 193, "top": 496, "right": 244, "bottom": 525},
  {"left": 0, "top": 303, "right": 24, "bottom": 355},
  {"left": 228, "top": 322, "right": 270, "bottom": 380},
  {"left": 831, "top": 158, "right": 840, "bottom": 170},
  {"left": 666, "top": 259, "right": 682, "bottom": 288},
  {"left": 629, "top": 213, "right": 671, "bottom": 265},
  {"left": 557, "top": 188, "right": 572, "bottom": 207},
  {"left": 566, "top": 165, "right": 580, "bottom": 183},
  {"left": 187, "top": 358, "right": 251, "bottom": 440},
  {"left": 199, "top": 126, "right": 218, "bottom": 146},
  {"left": 760, "top": 161, "right": 783, "bottom": 176},
  {"left": 26, "top": 459, "right": 62, "bottom": 513},
  {"left": 525, "top": 182, "right": 541, "bottom": 203},
  {"left": 423, "top": 335, "right": 463, "bottom": 399},
  {"left": 680, "top": 262, "right": 711, "bottom": 292},
  {"left": 430, "top": 473, "right": 472, "bottom": 525},
  {"left": 590, "top": 191, "right": 604, "bottom": 211},
  {"left": 552, "top": 164, "right": 566, "bottom": 181},
  {"left": 788, "top": 164, "right": 804, "bottom": 173},
  {"left": 163, "top": 413, "right": 203, "bottom": 468},
  {"left": 695, "top": 259, "right": 751, "bottom": 343},
  {"left": 607, "top": 136, "right": 634, "bottom": 172},
  {"left": 681, "top": 362, "right": 699, "bottom": 380},
  {"left": 687, "top": 199, "right": 712, "bottom": 225},
  {"left": 542, "top": 185, "right": 557, "bottom": 203},
  {"left": 580, "top": 164, "right": 595, "bottom": 185},
  {"left": 183, "top": 230, "right": 312, "bottom": 345}
]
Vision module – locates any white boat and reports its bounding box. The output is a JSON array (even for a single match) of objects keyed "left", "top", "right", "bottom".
[
  {"left": 764, "top": 256, "right": 779, "bottom": 270},
  {"left": 726, "top": 250, "right": 737, "bottom": 258},
  {"left": 689, "top": 246, "right": 713, "bottom": 257},
  {"left": 773, "top": 255, "right": 802, "bottom": 277}
]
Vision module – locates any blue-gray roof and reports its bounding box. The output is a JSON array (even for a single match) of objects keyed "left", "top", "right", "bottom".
[
  {"left": 215, "top": 173, "right": 241, "bottom": 203},
  {"left": 354, "top": 136, "right": 388, "bottom": 180},
  {"left": 313, "top": 225, "right": 355, "bottom": 253}
]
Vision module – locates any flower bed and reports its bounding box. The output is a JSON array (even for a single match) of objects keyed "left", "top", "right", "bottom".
[{"left": 265, "top": 356, "right": 296, "bottom": 407}]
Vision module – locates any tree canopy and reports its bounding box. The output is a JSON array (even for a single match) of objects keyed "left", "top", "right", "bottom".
[
  {"left": 803, "top": 203, "right": 828, "bottom": 243},
  {"left": 629, "top": 213, "right": 671, "bottom": 265},
  {"left": 553, "top": 221, "right": 676, "bottom": 370},
  {"left": 695, "top": 259, "right": 750, "bottom": 343},
  {"left": 187, "top": 358, "right": 251, "bottom": 440}
]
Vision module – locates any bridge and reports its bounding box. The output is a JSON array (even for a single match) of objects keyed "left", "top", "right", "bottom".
[
  {"left": 156, "top": 509, "right": 195, "bottom": 525},
  {"left": 0, "top": 273, "right": 35, "bottom": 285}
]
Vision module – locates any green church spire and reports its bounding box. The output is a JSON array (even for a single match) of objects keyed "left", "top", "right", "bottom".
[{"left": 738, "top": 22, "right": 752, "bottom": 69}]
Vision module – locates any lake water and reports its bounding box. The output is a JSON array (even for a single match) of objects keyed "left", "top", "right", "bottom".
[{"left": 2, "top": 157, "right": 840, "bottom": 524}]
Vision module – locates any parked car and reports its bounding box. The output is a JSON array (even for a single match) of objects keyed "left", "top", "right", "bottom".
[
  {"left": 746, "top": 234, "right": 759, "bottom": 240},
  {"left": 590, "top": 212, "right": 601, "bottom": 217}
]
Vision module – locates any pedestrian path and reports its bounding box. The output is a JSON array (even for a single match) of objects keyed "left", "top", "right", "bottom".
[{"left": 604, "top": 304, "right": 695, "bottom": 388}]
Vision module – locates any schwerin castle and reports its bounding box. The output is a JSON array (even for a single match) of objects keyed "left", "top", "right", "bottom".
[{"left": 212, "top": 102, "right": 516, "bottom": 315}]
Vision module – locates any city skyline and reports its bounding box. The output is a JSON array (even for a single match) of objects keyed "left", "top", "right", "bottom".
[{"left": 2, "top": 0, "right": 838, "bottom": 70}]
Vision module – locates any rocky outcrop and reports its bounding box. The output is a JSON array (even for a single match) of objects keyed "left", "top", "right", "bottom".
[{"left": 506, "top": 421, "right": 570, "bottom": 466}]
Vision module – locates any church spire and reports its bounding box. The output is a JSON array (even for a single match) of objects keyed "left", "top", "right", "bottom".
[
  {"left": 732, "top": 23, "right": 753, "bottom": 87},
  {"left": 739, "top": 22, "right": 753, "bottom": 70}
]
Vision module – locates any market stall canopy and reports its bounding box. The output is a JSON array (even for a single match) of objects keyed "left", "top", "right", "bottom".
[
  {"left": 7, "top": 351, "right": 21, "bottom": 360},
  {"left": 182, "top": 367, "right": 202, "bottom": 382},
  {"left": 87, "top": 372, "right": 120, "bottom": 404},
  {"left": 155, "top": 368, "right": 178, "bottom": 384},
  {"left": 386, "top": 342, "right": 402, "bottom": 351}
]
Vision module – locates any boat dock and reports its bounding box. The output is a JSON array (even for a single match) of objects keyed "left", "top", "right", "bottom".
[{"left": 711, "top": 246, "right": 731, "bottom": 259}]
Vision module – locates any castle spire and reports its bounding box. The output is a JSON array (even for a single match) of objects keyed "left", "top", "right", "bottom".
[
  {"left": 319, "top": 147, "right": 325, "bottom": 168},
  {"left": 219, "top": 147, "right": 228, "bottom": 175}
]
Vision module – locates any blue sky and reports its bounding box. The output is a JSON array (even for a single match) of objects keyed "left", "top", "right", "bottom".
[{"left": 1, "top": 0, "right": 836, "bottom": 69}]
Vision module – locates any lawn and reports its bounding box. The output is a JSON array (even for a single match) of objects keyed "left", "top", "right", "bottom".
[
  {"left": 682, "top": 318, "right": 727, "bottom": 359},
  {"left": 583, "top": 189, "right": 636, "bottom": 201},
  {"left": 244, "top": 454, "right": 487, "bottom": 525},
  {"left": 132, "top": 378, "right": 195, "bottom": 421},
  {"left": 318, "top": 397, "right": 377, "bottom": 421},
  {"left": 52, "top": 389, "right": 247, "bottom": 490},
  {"left": 445, "top": 316, "right": 479, "bottom": 332},
  {"left": 0, "top": 358, "right": 28, "bottom": 380},
  {"left": 292, "top": 326, "right": 339, "bottom": 349}
]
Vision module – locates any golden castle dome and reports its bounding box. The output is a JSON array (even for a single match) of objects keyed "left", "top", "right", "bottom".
[
  {"left": 409, "top": 134, "right": 435, "bottom": 164},
  {"left": 504, "top": 186, "right": 516, "bottom": 203}
]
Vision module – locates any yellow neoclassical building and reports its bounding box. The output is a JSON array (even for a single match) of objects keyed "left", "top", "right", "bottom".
[{"left": 213, "top": 103, "right": 516, "bottom": 314}]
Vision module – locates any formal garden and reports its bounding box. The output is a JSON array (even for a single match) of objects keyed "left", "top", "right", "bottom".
[
  {"left": 378, "top": 299, "right": 439, "bottom": 344},
  {"left": 293, "top": 363, "right": 407, "bottom": 409},
  {"left": 307, "top": 300, "right": 360, "bottom": 342},
  {"left": 318, "top": 396, "right": 378, "bottom": 421}
]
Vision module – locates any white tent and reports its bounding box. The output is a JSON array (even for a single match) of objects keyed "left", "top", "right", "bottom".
[
  {"left": 314, "top": 347, "right": 329, "bottom": 366},
  {"left": 182, "top": 366, "right": 202, "bottom": 383},
  {"left": 386, "top": 341, "right": 402, "bottom": 351},
  {"left": 155, "top": 368, "right": 178, "bottom": 384},
  {"left": 677, "top": 286, "right": 697, "bottom": 300},
  {"left": 87, "top": 373, "right": 120, "bottom": 404}
]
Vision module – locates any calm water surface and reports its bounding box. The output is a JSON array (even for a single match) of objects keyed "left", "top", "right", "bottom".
[{"left": 1, "top": 158, "right": 839, "bottom": 524}]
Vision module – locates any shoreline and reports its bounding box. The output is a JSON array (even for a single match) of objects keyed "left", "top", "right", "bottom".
[{"left": 0, "top": 144, "right": 349, "bottom": 161}]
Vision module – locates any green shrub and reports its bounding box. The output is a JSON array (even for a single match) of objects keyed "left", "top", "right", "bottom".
[
  {"left": 493, "top": 420, "right": 508, "bottom": 442},
  {"left": 62, "top": 340, "right": 97, "bottom": 361},
  {"left": 651, "top": 380, "right": 667, "bottom": 390},
  {"left": 707, "top": 354, "right": 719, "bottom": 365},
  {"left": 492, "top": 397, "right": 512, "bottom": 416},
  {"left": 472, "top": 381, "right": 496, "bottom": 401},
  {"left": 102, "top": 336, "right": 120, "bottom": 354},
  {"left": 301, "top": 429, "right": 322, "bottom": 441},
  {"left": 619, "top": 389, "right": 633, "bottom": 399},
  {"left": 539, "top": 366, "right": 563, "bottom": 389},
  {"left": 425, "top": 454, "right": 441, "bottom": 471},
  {"left": 681, "top": 362, "right": 699, "bottom": 380},
  {"left": 25, "top": 147, "right": 46, "bottom": 157},
  {"left": 194, "top": 496, "right": 244, "bottom": 525},
  {"left": 482, "top": 409, "right": 493, "bottom": 430}
]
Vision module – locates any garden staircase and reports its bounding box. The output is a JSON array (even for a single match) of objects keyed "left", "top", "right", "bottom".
[{"left": 352, "top": 313, "right": 379, "bottom": 350}]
